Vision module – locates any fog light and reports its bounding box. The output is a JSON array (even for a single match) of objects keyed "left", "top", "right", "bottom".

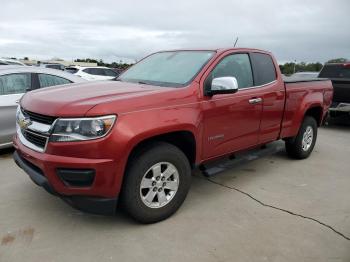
[{"left": 57, "top": 168, "right": 95, "bottom": 187}]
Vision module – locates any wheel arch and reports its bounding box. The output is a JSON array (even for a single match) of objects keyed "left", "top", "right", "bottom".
[
  {"left": 304, "top": 105, "right": 324, "bottom": 126},
  {"left": 126, "top": 130, "right": 197, "bottom": 170}
]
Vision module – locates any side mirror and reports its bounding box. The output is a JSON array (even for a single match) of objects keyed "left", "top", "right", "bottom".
[{"left": 206, "top": 77, "right": 239, "bottom": 96}]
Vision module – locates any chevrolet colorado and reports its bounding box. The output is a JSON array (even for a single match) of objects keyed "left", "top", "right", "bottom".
[{"left": 13, "top": 48, "right": 333, "bottom": 223}]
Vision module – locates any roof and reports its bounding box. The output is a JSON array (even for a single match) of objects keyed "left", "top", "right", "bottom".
[
  {"left": 140, "top": 48, "right": 274, "bottom": 62},
  {"left": 0, "top": 66, "right": 86, "bottom": 83},
  {"left": 153, "top": 47, "right": 271, "bottom": 54}
]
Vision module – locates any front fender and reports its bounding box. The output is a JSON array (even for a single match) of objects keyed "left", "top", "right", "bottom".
[{"left": 108, "top": 105, "right": 201, "bottom": 191}]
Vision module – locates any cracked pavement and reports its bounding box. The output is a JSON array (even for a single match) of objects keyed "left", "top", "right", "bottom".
[{"left": 0, "top": 124, "right": 350, "bottom": 262}]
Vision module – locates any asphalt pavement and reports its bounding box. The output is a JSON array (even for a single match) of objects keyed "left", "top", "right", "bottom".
[{"left": 0, "top": 123, "right": 349, "bottom": 262}]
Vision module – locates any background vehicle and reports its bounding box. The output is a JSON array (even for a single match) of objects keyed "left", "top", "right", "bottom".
[
  {"left": 64, "top": 66, "right": 79, "bottom": 74},
  {"left": 13, "top": 48, "right": 333, "bottom": 223},
  {"left": 319, "top": 63, "right": 350, "bottom": 117},
  {"left": 39, "top": 63, "right": 65, "bottom": 71},
  {"left": 73, "top": 66, "right": 119, "bottom": 81},
  {"left": 0, "top": 66, "right": 86, "bottom": 149},
  {"left": 111, "top": 68, "right": 125, "bottom": 76},
  {"left": 0, "top": 58, "right": 26, "bottom": 66}
]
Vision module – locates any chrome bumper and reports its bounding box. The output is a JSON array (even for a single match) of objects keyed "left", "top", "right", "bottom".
[{"left": 329, "top": 103, "right": 350, "bottom": 113}]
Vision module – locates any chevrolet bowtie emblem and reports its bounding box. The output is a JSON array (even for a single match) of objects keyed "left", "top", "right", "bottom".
[{"left": 18, "top": 116, "right": 32, "bottom": 129}]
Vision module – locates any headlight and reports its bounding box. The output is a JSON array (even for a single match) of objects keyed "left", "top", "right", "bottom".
[{"left": 50, "top": 115, "right": 116, "bottom": 142}]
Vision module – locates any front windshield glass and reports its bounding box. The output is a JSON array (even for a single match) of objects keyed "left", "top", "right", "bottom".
[{"left": 119, "top": 51, "right": 215, "bottom": 87}]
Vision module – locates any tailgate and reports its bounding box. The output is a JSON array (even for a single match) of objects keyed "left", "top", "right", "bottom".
[{"left": 331, "top": 79, "right": 350, "bottom": 104}]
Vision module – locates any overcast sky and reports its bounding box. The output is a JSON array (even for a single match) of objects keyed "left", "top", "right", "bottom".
[{"left": 0, "top": 0, "right": 349, "bottom": 63}]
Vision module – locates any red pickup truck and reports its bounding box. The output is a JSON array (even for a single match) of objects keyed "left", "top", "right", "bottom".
[{"left": 13, "top": 48, "right": 333, "bottom": 223}]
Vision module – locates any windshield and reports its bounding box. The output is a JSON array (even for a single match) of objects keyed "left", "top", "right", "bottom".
[{"left": 119, "top": 51, "right": 215, "bottom": 87}]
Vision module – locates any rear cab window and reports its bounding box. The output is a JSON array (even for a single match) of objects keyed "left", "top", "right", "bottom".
[{"left": 250, "top": 53, "right": 277, "bottom": 86}]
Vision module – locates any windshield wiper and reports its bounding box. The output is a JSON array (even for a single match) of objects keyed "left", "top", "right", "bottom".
[{"left": 137, "top": 81, "right": 149, "bottom": 85}]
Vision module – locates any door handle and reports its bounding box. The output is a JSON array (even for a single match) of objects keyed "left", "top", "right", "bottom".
[{"left": 248, "top": 98, "right": 262, "bottom": 104}]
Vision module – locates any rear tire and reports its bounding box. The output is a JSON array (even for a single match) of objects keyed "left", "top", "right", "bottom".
[
  {"left": 285, "top": 116, "right": 318, "bottom": 159},
  {"left": 120, "top": 142, "right": 191, "bottom": 223}
]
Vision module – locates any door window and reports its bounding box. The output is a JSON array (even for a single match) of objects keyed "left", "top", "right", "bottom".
[
  {"left": 38, "top": 74, "right": 72, "bottom": 88},
  {"left": 206, "top": 54, "right": 254, "bottom": 90},
  {"left": 0, "top": 73, "right": 31, "bottom": 95},
  {"left": 250, "top": 53, "right": 277, "bottom": 85},
  {"left": 84, "top": 68, "right": 106, "bottom": 76},
  {"left": 103, "top": 69, "right": 118, "bottom": 77}
]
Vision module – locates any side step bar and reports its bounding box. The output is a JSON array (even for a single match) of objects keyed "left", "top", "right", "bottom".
[{"left": 200, "top": 141, "right": 285, "bottom": 177}]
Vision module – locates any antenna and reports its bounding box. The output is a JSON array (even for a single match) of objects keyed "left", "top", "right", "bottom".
[{"left": 234, "top": 37, "right": 239, "bottom": 47}]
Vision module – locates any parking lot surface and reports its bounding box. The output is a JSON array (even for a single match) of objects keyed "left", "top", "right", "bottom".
[{"left": 0, "top": 124, "right": 349, "bottom": 262}]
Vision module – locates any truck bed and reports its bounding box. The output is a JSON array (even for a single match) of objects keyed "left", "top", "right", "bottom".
[{"left": 280, "top": 78, "right": 333, "bottom": 139}]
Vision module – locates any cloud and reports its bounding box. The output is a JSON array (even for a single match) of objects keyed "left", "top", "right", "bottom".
[{"left": 0, "top": 0, "right": 349, "bottom": 63}]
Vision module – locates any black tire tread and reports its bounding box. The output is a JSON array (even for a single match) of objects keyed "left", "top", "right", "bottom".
[
  {"left": 285, "top": 116, "right": 318, "bottom": 159},
  {"left": 120, "top": 142, "right": 191, "bottom": 223}
]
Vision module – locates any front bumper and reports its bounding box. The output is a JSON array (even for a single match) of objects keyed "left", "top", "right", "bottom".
[{"left": 13, "top": 150, "right": 118, "bottom": 215}]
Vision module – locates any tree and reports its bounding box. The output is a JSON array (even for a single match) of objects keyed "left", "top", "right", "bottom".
[
  {"left": 279, "top": 62, "right": 324, "bottom": 75},
  {"left": 74, "top": 58, "right": 98, "bottom": 63},
  {"left": 74, "top": 58, "right": 133, "bottom": 69}
]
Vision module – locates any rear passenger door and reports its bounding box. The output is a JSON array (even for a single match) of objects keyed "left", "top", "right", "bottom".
[
  {"left": 249, "top": 53, "right": 285, "bottom": 143},
  {"left": 0, "top": 73, "right": 32, "bottom": 145}
]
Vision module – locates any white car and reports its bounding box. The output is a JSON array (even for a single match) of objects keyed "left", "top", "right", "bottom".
[
  {"left": 0, "top": 58, "right": 26, "bottom": 66},
  {"left": 0, "top": 66, "right": 86, "bottom": 149},
  {"left": 68, "top": 66, "right": 119, "bottom": 81}
]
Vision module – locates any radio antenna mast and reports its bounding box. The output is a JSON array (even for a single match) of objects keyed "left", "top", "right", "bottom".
[{"left": 234, "top": 37, "right": 239, "bottom": 47}]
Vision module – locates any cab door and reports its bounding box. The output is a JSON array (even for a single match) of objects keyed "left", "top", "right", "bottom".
[
  {"left": 202, "top": 53, "right": 263, "bottom": 159},
  {"left": 249, "top": 52, "right": 285, "bottom": 143}
]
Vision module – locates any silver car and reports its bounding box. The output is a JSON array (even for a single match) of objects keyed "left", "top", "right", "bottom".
[{"left": 0, "top": 66, "right": 86, "bottom": 149}]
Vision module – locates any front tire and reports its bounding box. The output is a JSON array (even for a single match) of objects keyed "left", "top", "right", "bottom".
[
  {"left": 120, "top": 142, "right": 191, "bottom": 223},
  {"left": 285, "top": 116, "right": 318, "bottom": 159}
]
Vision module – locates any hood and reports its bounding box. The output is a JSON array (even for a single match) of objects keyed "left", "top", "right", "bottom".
[{"left": 21, "top": 81, "right": 176, "bottom": 117}]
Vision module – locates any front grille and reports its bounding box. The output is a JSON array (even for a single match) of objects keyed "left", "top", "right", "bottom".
[
  {"left": 22, "top": 130, "right": 48, "bottom": 149},
  {"left": 22, "top": 109, "right": 56, "bottom": 125}
]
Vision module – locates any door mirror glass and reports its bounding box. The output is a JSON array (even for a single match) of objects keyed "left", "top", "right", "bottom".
[{"left": 206, "top": 77, "right": 238, "bottom": 96}]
